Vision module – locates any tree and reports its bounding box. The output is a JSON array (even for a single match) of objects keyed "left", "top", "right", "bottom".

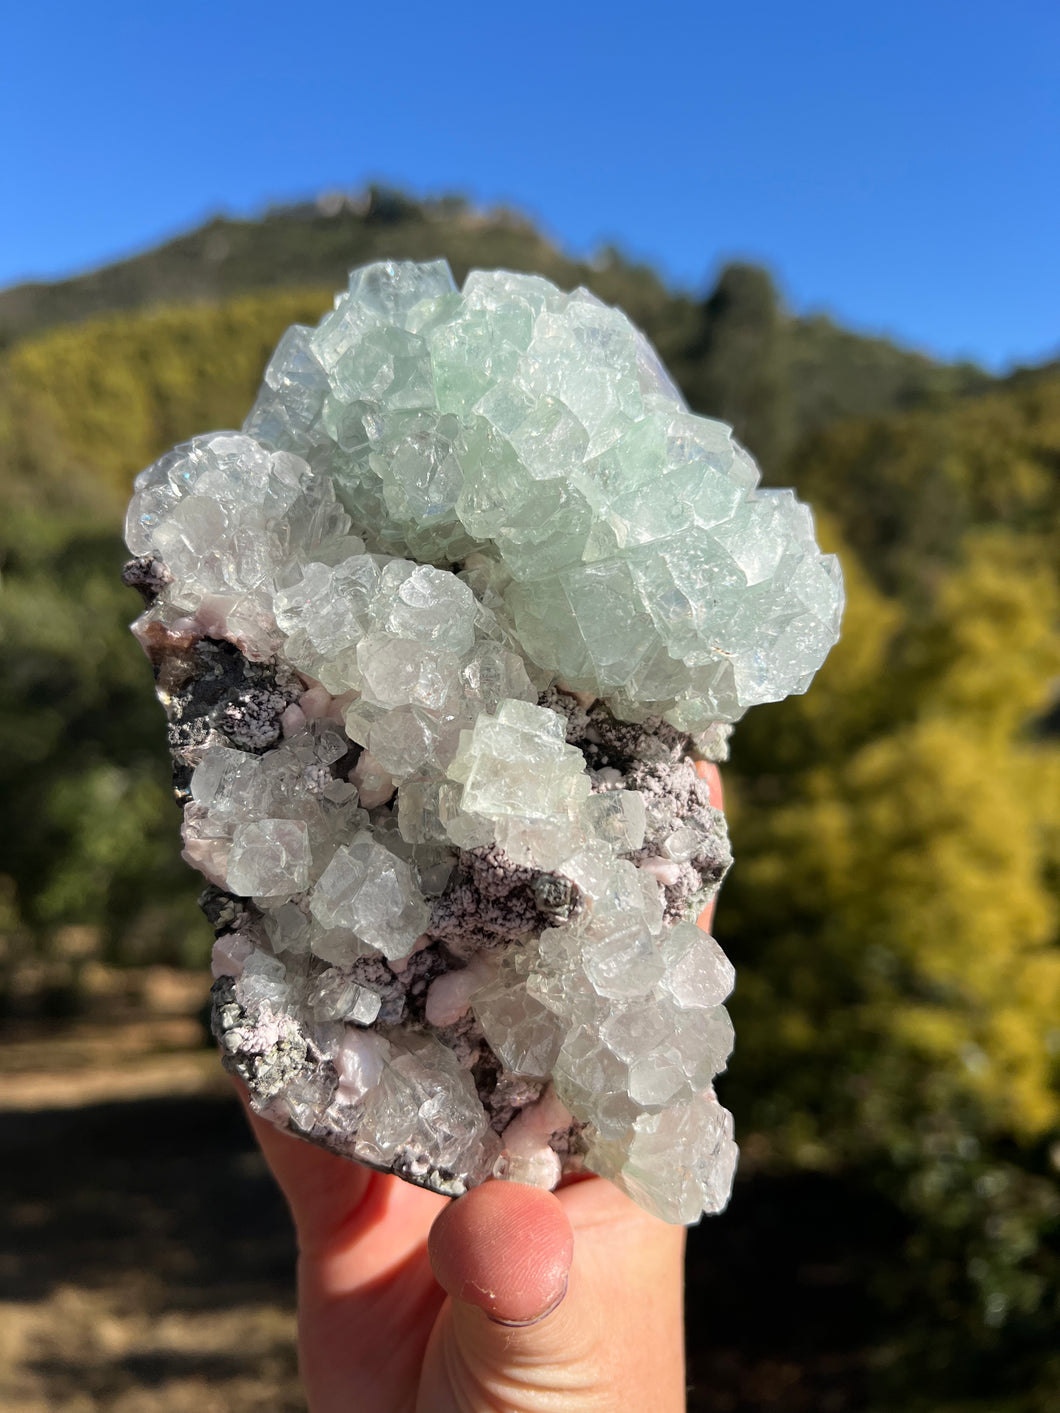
[{"left": 679, "top": 262, "right": 794, "bottom": 472}]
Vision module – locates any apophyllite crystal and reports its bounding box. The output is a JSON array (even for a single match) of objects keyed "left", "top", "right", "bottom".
[{"left": 123, "top": 260, "right": 843, "bottom": 1223}]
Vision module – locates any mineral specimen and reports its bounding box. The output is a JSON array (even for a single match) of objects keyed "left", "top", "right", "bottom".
[{"left": 123, "top": 260, "right": 843, "bottom": 1223}]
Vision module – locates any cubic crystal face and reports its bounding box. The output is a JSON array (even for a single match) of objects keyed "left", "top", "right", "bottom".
[{"left": 124, "top": 260, "right": 843, "bottom": 1223}]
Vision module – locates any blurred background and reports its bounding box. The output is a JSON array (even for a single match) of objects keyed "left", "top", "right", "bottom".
[{"left": 1, "top": 2, "right": 1058, "bottom": 1409}]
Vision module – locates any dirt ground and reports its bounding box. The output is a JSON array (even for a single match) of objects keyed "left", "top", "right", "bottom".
[{"left": 0, "top": 971, "right": 882, "bottom": 1411}]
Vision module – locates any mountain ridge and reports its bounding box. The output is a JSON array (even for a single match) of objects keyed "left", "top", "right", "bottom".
[{"left": 0, "top": 186, "right": 994, "bottom": 475}]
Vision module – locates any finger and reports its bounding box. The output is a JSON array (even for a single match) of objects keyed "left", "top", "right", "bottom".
[
  {"left": 695, "top": 758, "right": 724, "bottom": 810},
  {"left": 242, "top": 1094, "right": 447, "bottom": 1413},
  {"left": 422, "top": 1176, "right": 686, "bottom": 1413},
  {"left": 429, "top": 1179, "right": 573, "bottom": 1325},
  {"left": 425, "top": 1180, "right": 589, "bottom": 1408}
]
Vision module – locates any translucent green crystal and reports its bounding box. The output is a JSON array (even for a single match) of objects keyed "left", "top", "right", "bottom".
[{"left": 234, "top": 261, "right": 842, "bottom": 724}]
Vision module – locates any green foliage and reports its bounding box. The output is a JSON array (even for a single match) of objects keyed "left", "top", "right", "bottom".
[
  {"left": 722, "top": 517, "right": 1060, "bottom": 1397},
  {"left": 0, "top": 515, "right": 205, "bottom": 972},
  {"left": 2, "top": 289, "right": 334, "bottom": 502},
  {"left": 676, "top": 262, "right": 794, "bottom": 469},
  {"left": 790, "top": 365, "right": 1060, "bottom": 594}
]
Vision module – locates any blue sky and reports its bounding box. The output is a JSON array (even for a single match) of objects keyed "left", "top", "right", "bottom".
[{"left": 1, "top": 0, "right": 1056, "bottom": 370}]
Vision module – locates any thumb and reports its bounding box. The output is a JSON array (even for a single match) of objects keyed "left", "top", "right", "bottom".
[
  {"left": 425, "top": 1176, "right": 685, "bottom": 1412},
  {"left": 426, "top": 1179, "right": 606, "bottom": 1408},
  {"left": 428, "top": 1179, "right": 573, "bottom": 1327}
]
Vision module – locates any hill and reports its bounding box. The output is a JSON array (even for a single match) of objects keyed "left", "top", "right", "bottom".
[
  {"left": 0, "top": 188, "right": 990, "bottom": 472},
  {"left": 0, "top": 189, "right": 684, "bottom": 352}
]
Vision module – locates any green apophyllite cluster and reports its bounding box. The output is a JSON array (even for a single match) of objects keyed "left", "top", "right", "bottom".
[
  {"left": 123, "top": 260, "right": 842, "bottom": 1223},
  {"left": 235, "top": 259, "right": 840, "bottom": 725}
]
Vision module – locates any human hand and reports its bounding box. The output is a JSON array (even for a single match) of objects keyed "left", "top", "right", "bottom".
[{"left": 246, "top": 762, "right": 723, "bottom": 1413}]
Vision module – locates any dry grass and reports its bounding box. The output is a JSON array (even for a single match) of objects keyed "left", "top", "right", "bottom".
[
  {"left": 0, "top": 971, "right": 305, "bottom": 1411},
  {"left": 0, "top": 1285, "right": 301, "bottom": 1412}
]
